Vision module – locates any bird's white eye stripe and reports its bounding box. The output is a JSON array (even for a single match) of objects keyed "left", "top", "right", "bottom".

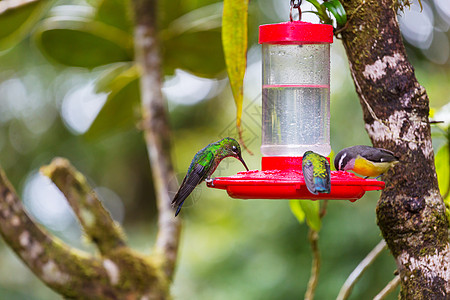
[{"left": 338, "top": 153, "right": 347, "bottom": 170}]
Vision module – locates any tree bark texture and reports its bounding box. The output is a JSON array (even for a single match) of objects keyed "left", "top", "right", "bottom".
[
  {"left": 340, "top": 0, "right": 450, "bottom": 298},
  {"left": 130, "top": 0, "right": 181, "bottom": 280}
]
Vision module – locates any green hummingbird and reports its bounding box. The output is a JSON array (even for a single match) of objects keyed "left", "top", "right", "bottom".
[
  {"left": 302, "top": 151, "right": 331, "bottom": 195},
  {"left": 171, "top": 137, "right": 249, "bottom": 216}
]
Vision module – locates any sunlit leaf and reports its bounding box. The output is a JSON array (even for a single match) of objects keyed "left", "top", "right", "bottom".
[
  {"left": 0, "top": 0, "right": 50, "bottom": 51},
  {"left": 322, "top": 0, "right": 347, "bottom": 27},
  {"left": 289, "top": 200, "right": 306, "bottom": 224},
  {"left": 95, "top": 62, "right": 134, "bottom": 94},
  {"left": 85, "top": 65, "right": 141, "bottom": 139},
  {"left": 300, "top": 200, "right": 322, "bottom": 232},
  {"left": 33, "top": 17, "right": 133, "bottom": 69},
  {"left": 289, "top": 200, "right": 322, "bottom": 232},
  {"left": 436, "top": 144, "right": 450, "bottom": 202},
  {"left": 222, "top": 0, "right": 248, "bottom": 128}
]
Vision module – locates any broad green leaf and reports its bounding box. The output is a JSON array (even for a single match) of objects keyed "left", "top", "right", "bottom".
[
  {"left": 33, "top": 17, "right": 133, "bottom": 69},
  {"left": 300, "top": 200, "right": 322, "bottom": 232},
  {"left": 289, "top": 200, "right": 322, "bottom": 232},
  {"left": 161, "top": 3, "right": 225, "bottom": 77},
  {"left": 322, "top": 0, "right": 347, "bottom": 27},
  {"left": 290, "top": 200, "right": 306, "bottom": 224},
  {"left": 85, "top": 65, "right": 141, "bottom": 139},
  {"left": 95, "top": 0, "right": 133, "bottom": 33},
  {"left": 222, "top": 0, "right": 248, "bottom": 128},
  {"left": 0, "top": 0, "right": 50, "bottom": 51},
  {"left": 163, "top": 30, "right": 225, "bottom": 77}
]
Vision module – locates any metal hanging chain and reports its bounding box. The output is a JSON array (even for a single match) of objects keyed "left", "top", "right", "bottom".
[{"left": 290, "top": 0, "right": 302, "bottom": 22}]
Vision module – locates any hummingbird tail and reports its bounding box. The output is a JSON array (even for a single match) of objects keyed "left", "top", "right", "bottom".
[
  {"left": 175, "top": 200, "right": 185, "bottom": 217},
  {"left": 314, "top": 177, "right": 331, "bottom": 194}
]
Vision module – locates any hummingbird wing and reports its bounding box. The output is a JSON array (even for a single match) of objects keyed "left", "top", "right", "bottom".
[
  {"left": 319, "top": 161, "right": 331, "bottom": 194},
  {"left": 171, "top": 150, "right": 214, "bottom": 216},
  {"left": 302, "top": 160, "right": 318, "bottom": 195}
]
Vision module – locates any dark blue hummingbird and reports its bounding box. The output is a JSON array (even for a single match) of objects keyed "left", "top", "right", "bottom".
[{"left": 171, "top": 137, "right": 249, "bottom": 216}]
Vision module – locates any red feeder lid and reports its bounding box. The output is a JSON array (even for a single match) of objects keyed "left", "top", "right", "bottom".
[
  {"left": 259, "top": 21, "right": 333, "bottom": 44},
  {"left": 207, "top": 157, "right": 384, "bottom": 201}
]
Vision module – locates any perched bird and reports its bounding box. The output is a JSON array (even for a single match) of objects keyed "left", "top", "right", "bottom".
[
  {"left": 302, "top": 151, "right": 331, "bottom": 195},
  {"left": 334, "top": 145, "right": 399, "bottom": 178},
  {"left": 171, "top": 137, "right": 249, "bottom": 216}
]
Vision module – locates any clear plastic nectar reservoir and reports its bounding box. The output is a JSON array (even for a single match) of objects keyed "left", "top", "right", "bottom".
[{"left": 259, "top": 22, "right": 333, "bottom": 157}]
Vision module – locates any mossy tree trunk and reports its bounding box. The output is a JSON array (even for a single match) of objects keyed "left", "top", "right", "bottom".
[{"left": 339, "top": 0, "right": 450, "bottom": 298}]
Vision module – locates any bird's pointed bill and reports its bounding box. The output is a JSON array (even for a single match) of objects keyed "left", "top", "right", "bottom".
[{"left": 238, "top": 155, "right": 249, "bottom": 171}]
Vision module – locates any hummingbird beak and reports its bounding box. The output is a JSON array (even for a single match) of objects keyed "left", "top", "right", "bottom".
[{"left": 237, "top": 154, "right": 249, "bottom": 171}]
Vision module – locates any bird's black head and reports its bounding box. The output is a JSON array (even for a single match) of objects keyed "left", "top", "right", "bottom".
[{"left": 334, "top": 149, "right": 354, "bottom": 171}]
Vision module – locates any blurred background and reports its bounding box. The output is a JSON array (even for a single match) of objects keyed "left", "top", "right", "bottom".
[{"left": 0, "top": 0, "right": 449, "bottom": 299}]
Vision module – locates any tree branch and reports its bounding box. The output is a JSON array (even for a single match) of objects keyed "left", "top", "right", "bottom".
[
  {"left": 305, "top": 200, "right": 327, "bottom": 300},
  {"left": 304, "top": 229, "right": 320, "bottom": 300},
  {"left": 374, "top": 275, "right": 401, "bottom": 300},
  {"left": 41, "top": 157, "right": 126, "bottom": 255},
  {"left": 340, "top": 0, "right": 450, "bottom": 297},
  {"left": 0, "top": 165, "right": 119, "bottom": 298},
  {"left": 130, "top": 0, "right": 181, "bottom": 280},
  {"left": 337, "top": 239, "right": 387, "bottom": 300}
]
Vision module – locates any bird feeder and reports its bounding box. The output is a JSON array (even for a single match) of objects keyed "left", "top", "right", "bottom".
[{"left": 207, "top": 10, "right": 384, "bottom": 200}]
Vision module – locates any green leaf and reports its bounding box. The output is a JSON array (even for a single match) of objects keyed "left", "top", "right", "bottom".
[
  {"left": 289, "top": 200, "right": 322, "bottom": 232},
  {"left": 163, "top": 2, "right": 222, "bottom": 38},
  {"left": 305, "top": 0, "right": 330, "bottom": 23},
  {"left": 322, "top": 0, "right": 347, "bottom": 27},
  {"left": 95, "top": 62, "right": 133, "bottom": 94},
  {"left": 301, "top": 200, "right": 322, "bottom": 232},
  {"left": 222, "top": 0, "right": 248, "bottom": 128},
  {"left": 85, "top": 65, "right": 141, "bottom": 139},
  {"left": 95, "top": 0, "right": 133, "bottom": 33},
  {"left": 161, "top": 3, "right": 225, "bottom": 77},
  {"left": 0, "top": 0, "right": 50, "bottom": 51},
  {"left": 436, "top": 144, "right": 450, "bottom": 201},
  {"left": 163, "top": 30, "right": 225, "bottom": 77},
  {"left": 33, "top": 16, "right": 133, "bottom": 69},
  {"left": 289, "top": 200, "right": 306, "bottom": 224}
]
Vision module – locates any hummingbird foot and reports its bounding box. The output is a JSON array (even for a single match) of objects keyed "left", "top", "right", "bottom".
[{"left": 205, "top": 177, "right": 214, "bottom": 186}]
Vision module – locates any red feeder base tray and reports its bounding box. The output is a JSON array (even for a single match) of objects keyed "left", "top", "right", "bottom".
[{"left": 206, "top": 157, "right": 385, "bottom": 201}]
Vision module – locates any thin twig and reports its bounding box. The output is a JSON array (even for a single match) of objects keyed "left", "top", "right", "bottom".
[
  {"left": 373, "top": 275, "right": 401, "bottom": 300},
  {"left": 337, "top": 239, "right": 387, "bottom": 300},
  {"left": 305, "top": 229, "right": 320, "bottom": 300},
  {"left": 319, "top": 200, "right": 328, "bottom": 218},
  {"left": 238, "top": 125, "right": 254, "bottom": 155},
  {"left": 304, "top": 200, "right": 328, "bottom": 300}
]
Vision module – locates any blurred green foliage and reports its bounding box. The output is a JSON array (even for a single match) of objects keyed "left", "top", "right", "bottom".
[{"left": 0, "top": 0, "right": 448, "bottom": 299}]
